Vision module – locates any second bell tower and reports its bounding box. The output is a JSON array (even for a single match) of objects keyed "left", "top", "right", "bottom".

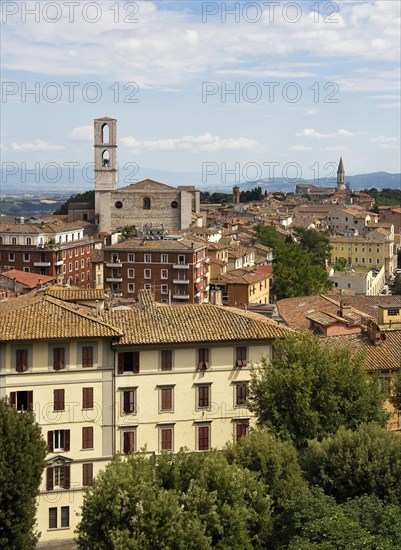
[{"left": 94, "top": 117, "right": 118, "bottom": 192}]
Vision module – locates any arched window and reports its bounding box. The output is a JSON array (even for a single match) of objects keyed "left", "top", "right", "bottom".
[
  {"left": 11, "top": 237, "right": 17, "bottom": 245},
  {"left": 143, "top": 197, "right": 151, "bottom": 210},
  {"left": 102, "top": 150, "right": 110, "bottom": 168},
  {"left": 26, "top": 237, "right": 32, "bottom": 245},
  {"left": 102, "top": 124, "right": 109, "bottom": 144}
]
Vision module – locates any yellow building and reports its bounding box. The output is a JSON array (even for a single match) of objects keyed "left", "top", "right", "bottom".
[
  {"left": 329, "top": 235, "right": 395, "bottom": 277},
  {"left": 0, "top": 289, "right": 289, "bottom": 546}
]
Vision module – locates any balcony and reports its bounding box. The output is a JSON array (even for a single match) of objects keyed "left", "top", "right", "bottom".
[
  {"left": 173, "top": 263, "right": 189, "bottom": 269},
  {"left": 205, "top": 257, "right": 210, "bottom": 263},
  {"left": 195, "top": 276, "right": 201, "bottom": 284},
  {"left": 106, "top": 260, "right": 122, "bottom": 268},
  {"left": 106, "top": 277, "right": 123, "bottom": 283},
  {"left": 173, "top": 293, "right": 190, "bottom": 300},
  {"left": 173, "top": 278, "right": 189, "bottom": 284},
  {"left": 55, "top": 260, "right": 64, "bottom": 266},
  {"left": 33, "top": 262, "right": 51, "bottom": 267}
]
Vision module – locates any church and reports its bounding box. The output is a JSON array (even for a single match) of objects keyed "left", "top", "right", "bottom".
[
  {"left": 94, "top": 117, "right": 200, "bottom": 234},
  {"left": 295, "top": 158, "right": 348, "bottom": 197}
]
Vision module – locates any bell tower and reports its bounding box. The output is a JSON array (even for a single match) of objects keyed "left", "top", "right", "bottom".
[
  {"left": 94, "top": 117, "right": 118, "bottom": 230},
  {"left": 337, "top": 157, "right": 345, "bottom": 192}
]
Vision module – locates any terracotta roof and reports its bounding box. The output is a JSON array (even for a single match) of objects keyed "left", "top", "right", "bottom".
[
  {"left": 44, "top": 285, "right": 105, "bottom": 301},
  {"left": 104, "top": 290, "right": 290, "bottom": 346},
  {"left": 221, "top": 266, "right": 272, "bottom": 285},
  {"left": 0, "top": 269, "right": 55, "bottom": 288},
  {"left": 104, "top": 238, "right": 206, "bottom": 251},
  {"left": 0, "top": 220, "right": 91, "bottom": 235},
  {"left": 209, "top": 258, "right": 226, "bottom": 266},
  {"left": 326, "top": 295, "right": 401, "bottom": 322},
  {"left": 0, "top": 294, "right": 120, "bottom": 341}
]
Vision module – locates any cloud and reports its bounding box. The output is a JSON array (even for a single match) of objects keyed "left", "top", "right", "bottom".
[
  {"left": 11, "top": 139, "right": 65, "bottom": 151},
  {"left": 120, "top": 133, "right": 260, "bottom": 153},
  {"left": 295, "top": 128, "right": 356, "bottom": 139},
  {"left": 288, "top": 145, "right": 312, "bottom": 152},
  {"left": 320, "top": 146, "right": 349, "bottom": 152},
  {"left": 305, "top": 109, "right": 320, "bottom": 116},
  {"left": 371, "top": 136, "right": 399, "bottom": 150},
  {"left": 371, "top": 136, "right": 398, "bottom": 143},
  {"left": 69, "top": 125, "right": 92, "bottom": 141}
]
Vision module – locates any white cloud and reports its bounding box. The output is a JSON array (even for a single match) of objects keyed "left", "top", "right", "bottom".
[
  {"left": 120, "top": 133, "right": 260, "bottom": 153},
  {"left": 288, "top": 145, "right": 312, "bottom": 152},
  {"left": 69, "top": 125, "right": 92, "bottom": 141},
  {"left": 295, "top": 128, "right": 356, "bottom": 139},
  {"left": 11, "top": 139, "right": 65, "bottom": 151},
  {"left": 305, "top": 109, "right": 320, "bottom": 116},
  {"left": 371, "top": 136, "right": 398, "bottom": 143},
  {"left": 320, "top": 146, "right": 349, "bottom": 152}
]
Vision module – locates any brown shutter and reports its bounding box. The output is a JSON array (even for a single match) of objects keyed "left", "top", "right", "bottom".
[
  {"left": 64, "top": 430, "right": 70, "bottom": 452},
  {"left": 54, "top": 348, "right": 65, "bottom": 370},
  {"left": 161, "top": 428, "right": 172, "bottom": 451},
  {"left": 123, "top": 391, "right": 131, "bottom": 413},
  {"left": 27, "top": 391, "right": 33, "bottom": 411},
  {"left": 54, "top": 389, "right": 65, "bottom": 411},
  {"left": 161, "top": 388, "right": 172, "bottom": 411},
  {"left": 82, "top": 346, "right": 93, "bottom": 368},
  {"left": 133, "top": 352, "right": 140, "bottom": 373},
  {"left": 117, "top": 353, "right": 124, "bottom": 374},
  {"left": 46, "top": 467, "right": 54, "bottom": 491},
  {"left": 82, "top": 427, "right": 93, "bottom": 449},
  {"left": 16, "top": 349, "right": 28, "bottom": 372},
  {"left": 198, "top": 426, "right": 209, "bottom": 451},
  {"left": 83, "top": 388, "right": 93, "bottom": 409},
  {"left": 10, "top": 392, "right": 16, "bottom": 407},
  {"left": 83, "top": 463, "right": 93, "bottom": 486},
  {"left": 48, "top": 431, "right": 54, "bottom": 452},
  {"left": 123, "top": 432, "right": 130, "bottom": 454},
  {"left": 63, "top": 465, "right": 70, "bottom": 489},
  {"left": 161, "top": 350, "right": 172, "bottom": 371}
]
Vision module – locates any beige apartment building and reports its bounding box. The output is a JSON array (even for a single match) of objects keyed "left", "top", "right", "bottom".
[
  {"left": 330, "top": 235, "right": 396, "bottom": 277},
  {"left": 0, "top": 289, "right": 288, "bottom": 545}
]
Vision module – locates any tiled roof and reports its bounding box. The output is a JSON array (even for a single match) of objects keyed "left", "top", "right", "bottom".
[
  {"left": 0, "top": 294, "right": 120, "bottom": 341},
  {"left": 0, "top": 269, "right": 55, "bottom": 288},
  {"left": 220, "top": 266, "right": 272, "bottom": 285},
  {"left": 44, "top": 285, "right": 105, "bottom": 301},
  {"left": 326, "top": 295, "right": 401, "bottom": 322},
  {"left": 0, "top": 220, "right": 91, "bottom": 235},
  {"left": 104, "top": 291, "right": 290, "bottom": 346},
  {"left": 104, "top": 238, "right": 206, "bottom": 251}
]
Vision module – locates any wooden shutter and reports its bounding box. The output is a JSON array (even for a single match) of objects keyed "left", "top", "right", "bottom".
[
  {"left": 123, "top": 431, "right": 135, "bottom": 454},
  {"left": 117, "top": 353, "right": 124, "bottom": 374},
  {"left": 54, "top": 389, "right": 65, "bottom": 411},
  {"left": 123, "top": 390, "right": 134, "bottom": 414},
  {"left": 198, "top": 386, "right": 209, "bottom": 408},
  {"left": 161, "top": 388, "right": 172, "bottom": 411},
  {"left": 16, "top": 349, "right": 28, "bottom": 372},
  {"left": 161, "top": 428, "right": 172, "bottom": 451},
  {"left": 27, "top": 391, "right": 33, "bottom": 411},
  {"left": 9, "top": 392, "right": 16, "bottom": 407},
  {"left": 64, "top": 430, "right": 70, "bottom": 452},
  {"left": 133, "top": 352, "right": 140, "bottom": 373},
  {"left": 63, "top": 465, "right": 70, "bottom": 489},
  {"left": 46, "top": 467, "right": 54, "bottom": 491},
  {"left": 236, "top": 384, "right": 247, "bottom": 406},
  {"left": 82, "top": 346, "right": 93, "bottom": 368},
  {"left": 161, "top": 350, "right": 172, "bottom": 371},
  {"left": 236, "top": 423, "right": 248, "bottom": 442},
  {"left": 83, "top": 388, "right": 93, "bottom": 409},
  {"left": 47, "top": 431, "right": 54, "bottom": 452},
  {"left": 83, "top": 427, "right": 93, "bottom": 449},
  {"left": 83, "top": 463, "right": 93, "bottom": 486},
  {"left": 54, "top": 348, "right": 65, "bottom": 370},
  {"left": 198, "top": 426, "right": 209, "bottom": 451}
]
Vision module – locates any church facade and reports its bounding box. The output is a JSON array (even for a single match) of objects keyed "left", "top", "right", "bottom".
[{"left": 94, "top": 117, "right": 200, "bottom": 234}]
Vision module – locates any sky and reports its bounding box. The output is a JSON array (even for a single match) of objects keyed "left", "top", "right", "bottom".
[{"left": 1, "top": 0, "right": 400, "bottom": 191}]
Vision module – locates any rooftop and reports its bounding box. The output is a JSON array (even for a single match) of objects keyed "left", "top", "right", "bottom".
[{"left": 0, "top": 269, "right": 55, "bottom": 288}]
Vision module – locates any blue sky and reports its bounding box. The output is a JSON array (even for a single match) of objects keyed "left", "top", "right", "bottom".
[{"left": 1, "top": 0, "right": 400, "bottom": 190}]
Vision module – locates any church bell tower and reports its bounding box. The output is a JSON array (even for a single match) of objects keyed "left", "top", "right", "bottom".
[
  {"left": 94, "top": 117, "right": 118, "bottom": 229},
  {"left": 337, "top": 157, "right": 346, "bottom": 192}
]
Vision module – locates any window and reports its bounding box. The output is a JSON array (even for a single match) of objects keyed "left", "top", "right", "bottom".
[
  {"left": 75, "top": 275, "right": 79, "bottom": 284},
  {"left": 48, "top": 429, "right": 70, "bottom": 452},
  {"left": 23, "top": 267, "right": 30, "bottom": 273},
  {"left": 144, "top": 283, "right": 151, "bottom": 290},
  {"left": 82, "top": 387, "right": 94, "bottom": 409},
  {"left": 235, "top": 383, "right": 248, "bottom": 407},
  {"left": 197, "top": 385, "right": 210, "bottom": 409},
  {"left": 161, "top": 350, "right": 172, "bottom": 371},
  {"left": 144, "top": 254, "right": 152, "bottom": 263},
  {"left": 161, "top": 269, "right": 168, "bottom": 279},
  {"left": 160, "top": 426, "right": 173, "bottom": 452},
  {"left": 144, "top": 269, "right": 151, "bottom": 279},
  {"left": 82, "top": 346, "right": 93, "bottom": 368},
  {"left": 10, "top": 390, "right": 33, "bottom": 411},
  {"left": 16, "top": 349, "right": 28, "bottom": 372},
  {"left": 53, "top": 347, "right": 65, "bottom": 370},
  {"left": 82, "top": 427, "right": 94, "bottom": 449},
  {"left": 376, "top": 259, "right": 380, "bottom": 264},
  {"left": 378, "top": 376, "right": 391, "bottom": 396},
  {"left": 61, "top": 506, "right": 69, "bottom": 528},
  {"left": 23, "top": 253, "right": 30, "bottom": 262},
  {"left": 47, "top": 464, "right": 70, "bottom": 491},
  {"left": 49, "top": 508, "right": 57, "bottom": 529},
  {"left": 128, "top": 268, "right": 135, "bottom": 278},
  {"left": 388, "top": 308, "right": 400, "bottom": 316},
  {"left": 235, "top": 422, "right": 249, "bottom": 442},
  {"left": 128, "top": 254, "right": 135, "bottom": 263},
  {"left": 143, "top": 197, "right": 151, "bottom": 209},
  {"left": 26, "top": 237, "right": 32, "bottom": 245},
  {"left": 161, "top": 284, "right": 168, "bottom": 294},
  {"left": 82, "top": 463, "right": 93, "bottom": 486},
  {"left": 122, "top": 389, "right": 136, "bottom": 414},
  {"left": 128, "top": 283, "right": 135, "bottom": 293},
  {"left": 161, "top": 254, "right": 169, "bottom": 264},
  {"left": 123, "top": 430, "right": 136, "bottom": 454},
  {"left": 81, "top": 259, "right": 84, "bottom": 268},
  {"left": 9, "top": 252, "right": 15, "bottom": 262},
  {"left": 118, "top": 352, "right": 140, "bottom": 374},
  {"left": 235, "top": 346, "right": 247, "bottom": 367},
  {"left": 160, "top": 387, "right": 173, "bottom": 412},
  {"left": 53, "top": 389, "right": 65, "bottom": 411},
  {"left": 198, "top": 348, "right": 210, "bottom": 370},
  {"left": 178, "top": 255, "right": 185, "bottom": 265},
  {"left": 69, "top": 262, "right": 72, "bottom": 271},
  {"left": 81, "top": 272, "right": 85, "bottom": 282},
  {"left": 75, "top": 261, "right": 78, "bottom": 270},
  {"left": 11, "top": 236, "right": 17, "bottom": 245},
  {"left": 197, "top": 424, "right": 210, "bottom": 451}
]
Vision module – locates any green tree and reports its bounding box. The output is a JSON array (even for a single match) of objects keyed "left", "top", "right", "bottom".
[
  {"left": 390, "top": 369, "right": 401, "bottom": 411},
  {"left": 53, "top": 190, "right": 94, "bottom": 215},
  {"left": 254, "top": 225, "right": 284, "bottom": 253},
  {"left": 389, "top": 273, "right": 401, "bottom": 295},
  {"left": 293, "top": 227, "right": 331, "bottom": 268},
  {"left": 0, "top": 398, "right": 47, "bottom": 549},
  {"left": 224, "top": 429, "right": 307, "bottom": 506},
  {"left": 333, "top": 256, "right": 347, "bottom": 271},
  {"left": 249, "top": 333, "right": 386, "bottom": 448},
  {"left": 273, "top": 243, "right": 332, "bottom": 299},
  {"left": 302, "top": 423, "right": 401, "bottom": 504}
]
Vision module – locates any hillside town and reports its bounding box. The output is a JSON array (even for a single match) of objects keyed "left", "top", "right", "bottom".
[{"left": 0, "top": 117, "right": 400, "bottom": 547}]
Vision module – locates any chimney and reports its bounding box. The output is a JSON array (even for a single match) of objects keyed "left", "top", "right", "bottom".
[{"left": 38, "top": 278, "right": 42, "bottom": 288}]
